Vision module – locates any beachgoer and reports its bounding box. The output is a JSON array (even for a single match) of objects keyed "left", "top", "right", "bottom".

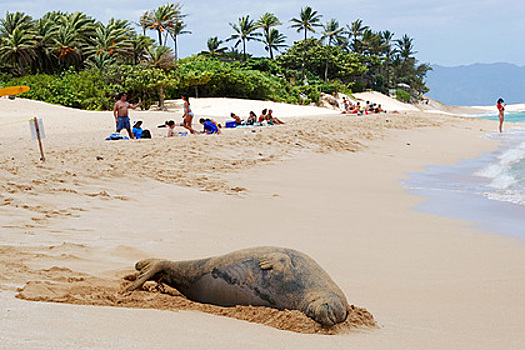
[
  {"left": 166, "top": 120, "right": 177, "bottom": 137},
  {"left": 113, "top": 92, "right": 141, "bottom": 139},
  {"left": 200, "top": 118, "right": 219, "bottom": 134},
  {"left": 497, "top": 98, "right": 505, "bottom": 133},
  {"left": 230, "top": 113, "right": 243, "bottom": 125},
  {"left": 342, "top": 97, "right": 349, "bottom": 114},
  {"left": 259, "top": 109, "right": 268, "bottom": 123},
  {"left": 267, "top": 109, "right": 285, "bottom": 125},
  {"left": 246, "top": 111, "right": 257, "bottom": 125},
  {"left": 181, "top": 95, "right": 196, "bottom": 134},
  {"left": 132, "top": 120, "right": 143, "bottom": 139}
]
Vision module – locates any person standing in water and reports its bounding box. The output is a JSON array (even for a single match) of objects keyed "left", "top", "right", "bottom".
[{"left": 497, "top": 98, "right": 505, "bottom": 133}]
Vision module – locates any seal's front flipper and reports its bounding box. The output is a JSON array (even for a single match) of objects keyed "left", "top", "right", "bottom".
[
  {"left": 123, "top": 259, "right": 165, "bottom": 293},
  {"left": 259, "top": 253, "right": 293, "bottom": 276}
]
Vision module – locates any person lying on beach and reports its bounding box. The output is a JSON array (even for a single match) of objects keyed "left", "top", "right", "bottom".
[
  {"left": 181, "top": 95, "right": 196, "bottom": 134},
  {"left": 266, "top": 109, "right": 285, "bottom": 125},
  {"left": 199, "top": 118, "right": 220, "bottom": 134},
  {"left": 246, "top": 111, "right": 257, "bottom": 125},
  {"left": 113, "top": 92, "right": 141, "bottom": 139},
  {"left": 230, "top": 113, "right": 244, "bottom": 125}
]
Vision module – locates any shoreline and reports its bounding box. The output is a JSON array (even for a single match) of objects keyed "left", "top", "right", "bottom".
[
  {"left": 1, "top": 98, "right": 524, "bottom": 348},
  {"left": 405, "top": 137, "right": 525, "bottom": 241}
]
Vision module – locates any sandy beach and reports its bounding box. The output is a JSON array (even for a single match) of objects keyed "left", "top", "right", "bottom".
[{"left": 1, "top": 95, "right": 524, "bottom": 349}]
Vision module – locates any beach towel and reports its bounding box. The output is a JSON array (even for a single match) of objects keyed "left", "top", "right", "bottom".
[{"left": 105, "top": 133, "right": 129, "bottom": 141}]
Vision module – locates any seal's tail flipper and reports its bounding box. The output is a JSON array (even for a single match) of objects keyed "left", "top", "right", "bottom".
[{"left": 124, "top": 259, "right": 164, "bottom": 293}]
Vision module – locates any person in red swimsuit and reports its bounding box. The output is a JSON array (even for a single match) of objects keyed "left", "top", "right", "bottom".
[{"left": 497, "top": 98, "right": 505, "bottom": 133}]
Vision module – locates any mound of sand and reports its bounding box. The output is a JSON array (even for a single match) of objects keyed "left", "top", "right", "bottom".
[{"left": 17, "top": 272, "right": 376, "bottom": 335}]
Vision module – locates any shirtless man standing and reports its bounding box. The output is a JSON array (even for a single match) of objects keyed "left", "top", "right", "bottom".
[{"left": 113, "top": 92, "right": 141, "bottom": 139}]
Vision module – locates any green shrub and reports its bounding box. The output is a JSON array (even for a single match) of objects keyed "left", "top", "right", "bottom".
[{"left": 395, "top": 89, "right": 411, "bottom": 103}]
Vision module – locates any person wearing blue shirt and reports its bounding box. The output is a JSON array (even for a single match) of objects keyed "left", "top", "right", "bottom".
[
  {"left": 199, "top": 118, "right": 220, "bottom": 134},
  {"left": 132, "top": 120, "right": 143, "bottom": 139}
]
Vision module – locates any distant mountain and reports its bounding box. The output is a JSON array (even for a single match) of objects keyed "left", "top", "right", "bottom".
[{"left": 425, "top": 63, "right": 525, "bottom": 106}]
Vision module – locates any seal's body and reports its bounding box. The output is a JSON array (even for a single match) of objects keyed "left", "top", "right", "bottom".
[{"left": 126, "top": 247, "right": 349, "bottom": 326}]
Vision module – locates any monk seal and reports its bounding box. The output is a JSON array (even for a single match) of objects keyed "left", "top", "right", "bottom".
[{"left": 125, "top": 246, "right": 349, "bottom": 327}]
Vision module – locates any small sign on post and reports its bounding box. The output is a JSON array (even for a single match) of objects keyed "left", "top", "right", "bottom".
[{"left": 29, "top": 117, "right": 45, "bottom": 162}]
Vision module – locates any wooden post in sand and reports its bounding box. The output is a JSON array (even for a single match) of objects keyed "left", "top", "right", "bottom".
[{"left": 32, "top": 117, "right": 45, "bottom": 162}]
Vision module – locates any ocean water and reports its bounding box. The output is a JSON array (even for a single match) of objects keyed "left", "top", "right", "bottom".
[{"left": 404, "top": 112, "right": 525, "bottom": 240}]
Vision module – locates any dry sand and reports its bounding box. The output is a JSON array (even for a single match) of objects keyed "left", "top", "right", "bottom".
[{"left": 1, "top": 95, "right": 524, "bottom": 349}]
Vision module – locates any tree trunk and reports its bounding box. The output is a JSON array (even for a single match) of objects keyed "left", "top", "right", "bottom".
[
  {"left": 158, "top": 29, "right": 163, "bottom": 46},
  {"left": 302, "top": 28, "right": 307, "bottom": 84},
  {"left": 243, "top": 39, "right": 246, "bottom": 62},
  {"left": 269, "top": 46, "right": 273, "bottom": 60},
  {"left": 174, "top": 36, "right": 178, "bottom": 61},
  {"left": 324, "top": 43, "right": 331, "bottom": 82},
  {"left": 159, "top": 86, "right": 166, "bottom": 111}
]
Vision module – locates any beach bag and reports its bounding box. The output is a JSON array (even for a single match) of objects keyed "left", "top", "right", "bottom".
[
  {"left": 141, "top": 129, "right": 151, "bottom": 139},
  {"left": 225, "top": 120, "right": 237, "bottom": 128}
]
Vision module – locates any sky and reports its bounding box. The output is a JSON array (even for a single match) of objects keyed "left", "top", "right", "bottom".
[{"left": 1, "top": 0, "right": 524, "bottom": 67}]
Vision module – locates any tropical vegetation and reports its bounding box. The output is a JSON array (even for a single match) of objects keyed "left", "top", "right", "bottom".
[{"left": 0, "top": 3, "right": 431, "bottom": 110}]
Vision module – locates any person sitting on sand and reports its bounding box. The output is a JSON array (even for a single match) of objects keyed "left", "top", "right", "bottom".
[
  {"left": 132, "top": 120, "right": 143, "bottom": 139},
  {"left": 259, "top": 109, "right": 268, "bottom": 123},
  {"left": 230, "top": 113, "right": 244, "bottom": 125},
  {"left": 497, "top": 98, "right": 505, "bottom": 133},
  {"left": 351, "top": 102, "right": 361, "bottom": 115},
  {"left": 199, "top": 118, "right": 219, "bottom": 134},
  {"left": 181, "top": 95, "right": 196, "bottom": 134},
  {"left": 267, "top": 109, "right": 285, "bottom": 125},
  {"left": 166, "top": 120, "right": 177, "bottom": 137},
  {"left": 113, "top": 92, "right": 141, "bottom": 139},
  {"left": 246, "top": 111, "right": 257, "bottom": 125}
]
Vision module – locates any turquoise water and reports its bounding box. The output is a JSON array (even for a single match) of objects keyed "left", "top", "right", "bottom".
[
  {"left": 476, "top": 110, "right": 525, "bottom": 123},
  {"left": 404, "top": 112, "right": 525, "bottom": 240}
]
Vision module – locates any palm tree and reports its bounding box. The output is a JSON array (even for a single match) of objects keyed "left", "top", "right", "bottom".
[
  {"left": 361, "top": 29, "right": 382, "bottom": 56},
  {"left": 130, "top": 34, "right": 153, "bottom": 65},
  {"left": 86, "top": 51, "right": 117, "bottom": 71},
  {"left": 263, "top": 28, "right": 287, "bottom": 59},
  {"left": 380, "top": 30, "right": 395, "bottom": 86},
  {"left": 54, "top": 24, "right": 83, "bottom": 68},
  {"left": 227, "top": 15, "right": 261, "bottom": 61},
  {"left": 203, "top": 36, "right": 227, "bottom": 56},
  {"left": 141, "top": 3, "right": 183, "bottom": 46},
  {"left": 145, "top": 45, "right": 177, "bottom": 110},
  {"left": 346, "top": 19, "right": 369, "bottom": 54},
  {"left": 395, "top": 34, "right": 417, "bottom": 75},
  {"left": 0, "top": 11, "right": 33, "bottom": 36},
  {"left": 321, "top": 19, "right": 345, "bottom": 82},
  {"left": 290, "top": 7, "right": 322, "bottom": 41},
  {"left": 257, "top": 12, "right": 281, "bottom": 36},
  {"left": 0, "top": 27, "right": 36, "bottom": 76},
  {"left": 290, "top": 6, "right": 322, "bottom": 83},
  {"left": 166, "top": 20, "right": 191, "bottom": 60},
  {"left": 89, "top": 19, "right": 133, "bottom": 60},
  {"left": 32, "top": 17, "right": 58, "bottom": 73}
]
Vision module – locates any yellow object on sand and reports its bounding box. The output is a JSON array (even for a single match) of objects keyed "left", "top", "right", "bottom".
[{"left": 0, "top": 86, "right": 30, "bottom": 97}]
